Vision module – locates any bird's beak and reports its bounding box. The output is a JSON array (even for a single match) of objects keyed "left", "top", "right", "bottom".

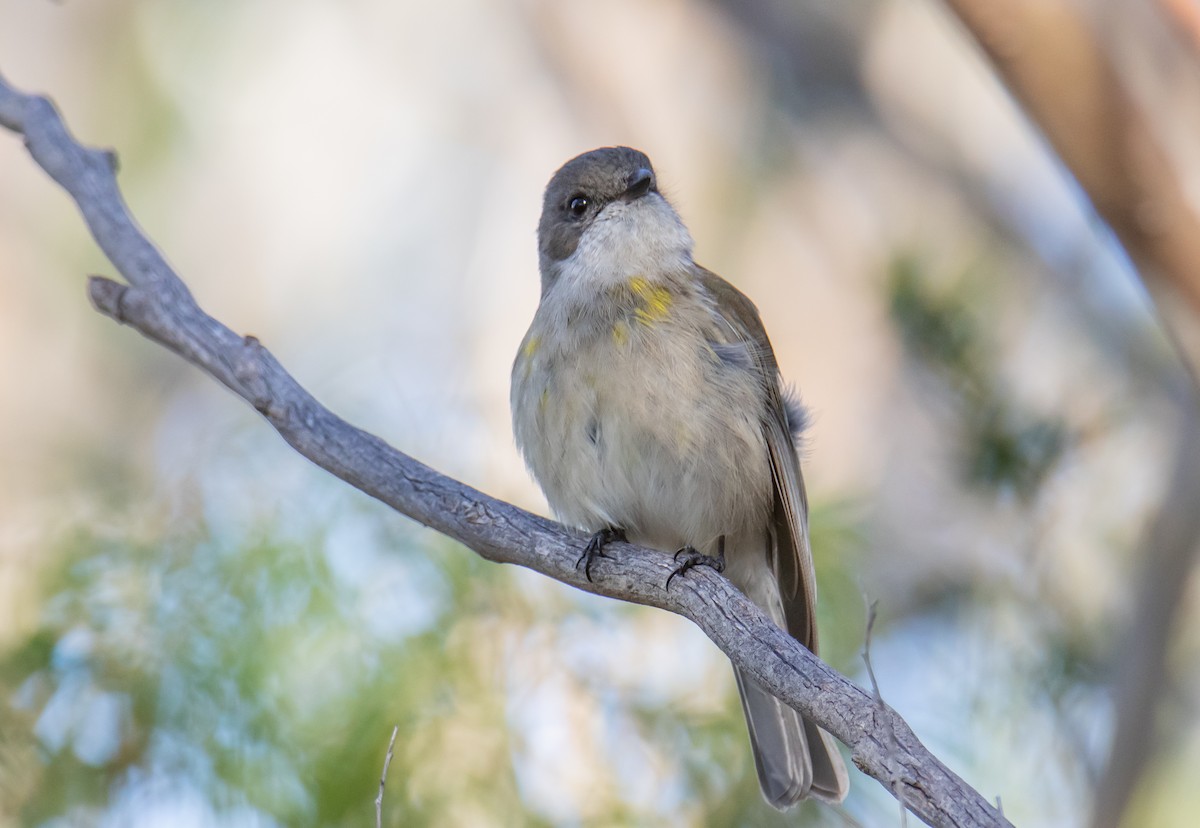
[{"left": 622, "top": 167, "right": 655, "bottom": 201}]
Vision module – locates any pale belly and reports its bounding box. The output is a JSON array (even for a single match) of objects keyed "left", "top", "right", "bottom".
[{"left": 513, "top": 317, "right": 772, "bottom": 553}]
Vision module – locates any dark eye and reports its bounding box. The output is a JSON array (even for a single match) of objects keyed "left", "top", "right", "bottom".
[{"left": 567, "top": 195, "right": 590, "bottom": 218}]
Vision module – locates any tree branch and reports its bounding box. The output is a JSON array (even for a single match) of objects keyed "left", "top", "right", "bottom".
[
  {"left": 1091, "top": 400, "right": 1200, "bottom": 828},
  {"left": 0, "top": 71, "right": 1010, "bottom": 828},
  {"left": 940, "top": 0, "right": 1200, "bottom": 381}
]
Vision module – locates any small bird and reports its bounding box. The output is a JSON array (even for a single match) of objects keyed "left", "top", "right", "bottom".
[{"left": 511, "top": 147, "right": 848, "bottom": 808}]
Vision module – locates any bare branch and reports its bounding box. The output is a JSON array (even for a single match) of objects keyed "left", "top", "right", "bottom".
[{"left": 0, "top": 72, "right": 1011, "bottom": 828}]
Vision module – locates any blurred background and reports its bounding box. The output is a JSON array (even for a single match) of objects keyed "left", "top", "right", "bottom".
[{"left": 2, "top": 0, "right": 1199, "bottom": 826}]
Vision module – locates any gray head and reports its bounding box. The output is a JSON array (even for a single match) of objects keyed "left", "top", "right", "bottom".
[{"left": 537, "top": 147, "right": 693, "bottom": 296}]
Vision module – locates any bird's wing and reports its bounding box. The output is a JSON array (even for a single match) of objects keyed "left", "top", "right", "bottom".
[{"left": 698, "top": 266, "right": 820, "bottom": 653}]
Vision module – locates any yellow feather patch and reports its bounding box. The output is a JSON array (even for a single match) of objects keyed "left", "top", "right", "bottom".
[
  {"left": 519, "top": 335, "right": 541, "bottom": 378},
  {"left": 522, "top": 335, "right": 541, "bottom": 359},
  {"left": 611, "top": 321, "right": 629, "bottom": 346},
  {"left": 628, "top": 276, "right": 672, "bottom": 325}
]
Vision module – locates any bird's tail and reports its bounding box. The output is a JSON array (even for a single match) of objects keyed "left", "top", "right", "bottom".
[{"left": 734, "top": 667, "right": 848, "bottom": 807}]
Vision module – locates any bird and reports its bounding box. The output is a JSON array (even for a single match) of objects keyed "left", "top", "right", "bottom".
[{"left": 510, "top": 146, "right": 848, "bottom": 808}]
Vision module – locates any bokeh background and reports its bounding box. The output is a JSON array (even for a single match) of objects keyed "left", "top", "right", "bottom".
[{"left": 2, "top": 1, "right": 1199, "bottom": 826}]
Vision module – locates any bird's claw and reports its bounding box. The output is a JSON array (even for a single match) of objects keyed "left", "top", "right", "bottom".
[
  {"left": 577, "top": 526, "right": 626, "bottom": 582},
  {"left": 666, "top": 537, "right": 726, "bottom": 591}
]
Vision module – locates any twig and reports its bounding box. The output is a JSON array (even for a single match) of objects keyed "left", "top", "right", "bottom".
[
  {"left": 863, "top": 598, "right": 909, "bottom": 828},
  {"left": 376, "top": 725, "right": 399, "bottom": 828},
  {"left": 0, "top": 71, "right": 1012, "bottom": 828}
]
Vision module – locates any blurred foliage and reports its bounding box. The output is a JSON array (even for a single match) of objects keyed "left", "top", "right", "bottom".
[
  {"left": 808, "top": 498, "right": 869, "bottom": 669},
  {"left": 0, "top": 491, "right": 868, "bottom": 827},
  {"left": 888, "top": 255, "right": 1069, "bottom": 499},
  {"left": 0, "top": 515, "right": 525, "bottom": 827}
]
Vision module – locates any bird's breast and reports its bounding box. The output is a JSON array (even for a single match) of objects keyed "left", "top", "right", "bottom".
[{"left": 512, "top": 283, "right": 772, "bottom": 551}]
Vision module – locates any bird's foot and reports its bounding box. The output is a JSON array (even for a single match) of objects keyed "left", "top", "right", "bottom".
[
  {"left": 666, "top": 536, "right": 726, "bottom": 590},
  {"left": 577, "top": 526, "right": 626, "bottom": 582}
]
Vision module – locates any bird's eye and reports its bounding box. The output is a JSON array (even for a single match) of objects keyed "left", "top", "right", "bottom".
[{"left": 568, "top": 195, "right": 590, "bottom": 218}]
